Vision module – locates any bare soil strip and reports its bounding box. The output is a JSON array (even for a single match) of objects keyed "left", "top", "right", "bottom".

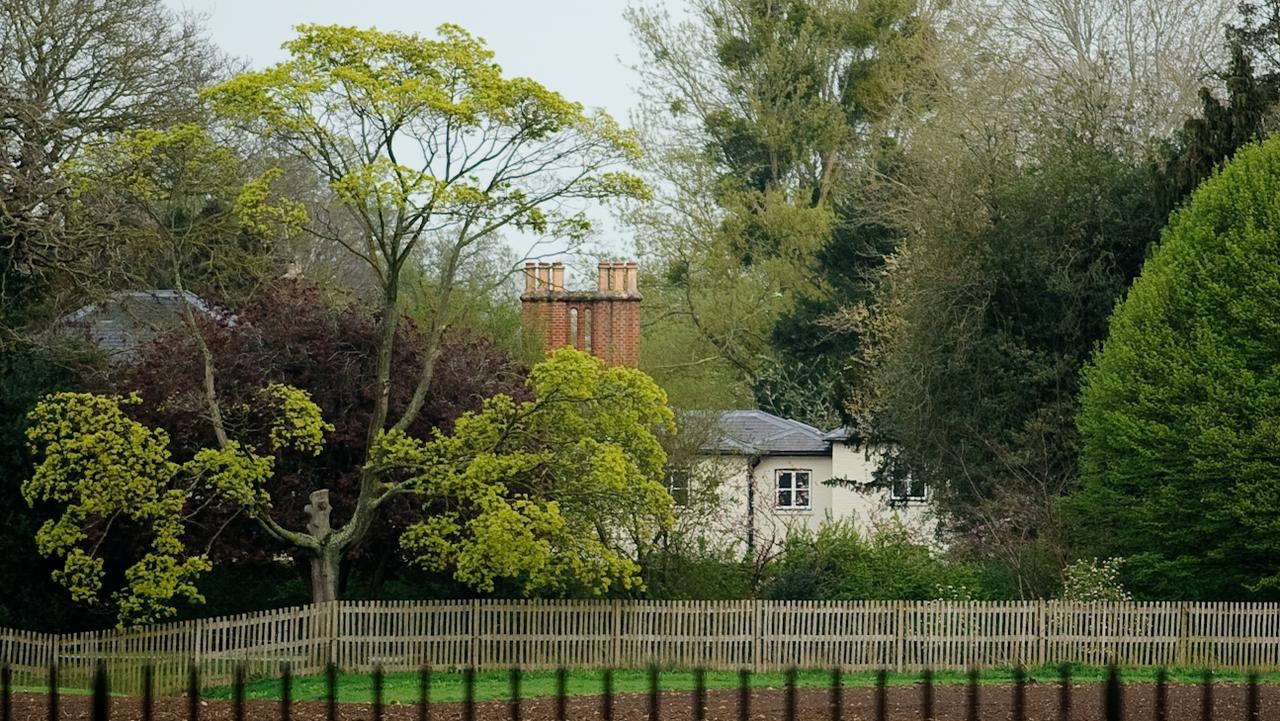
[{"left": 8, "top": 683, "right": 1269, "bottom": 721}]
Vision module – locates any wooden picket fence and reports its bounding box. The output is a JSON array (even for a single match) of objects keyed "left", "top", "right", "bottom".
[{"left": 4, "top": 600, "right": 1280, "bottom": 694}]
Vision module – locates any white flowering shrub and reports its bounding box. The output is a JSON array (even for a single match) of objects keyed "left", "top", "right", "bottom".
[
  {"left": 932, "top": 583, "right": 977, "bottom": 601},
  {"left": 1059, "top": 557, "right": 1133, "bottom": 602}
]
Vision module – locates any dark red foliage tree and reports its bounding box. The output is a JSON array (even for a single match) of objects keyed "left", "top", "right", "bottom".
[{"left": 114, "top": 280, "right": 530, "bottom": 595}]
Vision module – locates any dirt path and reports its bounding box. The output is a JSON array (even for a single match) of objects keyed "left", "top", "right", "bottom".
[{"left": 7, "top": 683, "right": 1269, "bottom": 721}]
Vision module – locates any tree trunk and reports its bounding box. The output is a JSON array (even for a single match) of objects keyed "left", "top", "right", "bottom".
[
  {"left": 305, "top": 489, "right": 341, "bottom": 604},
  {"left": 310, "top": 547, "right": 341, "bottom": 603}
]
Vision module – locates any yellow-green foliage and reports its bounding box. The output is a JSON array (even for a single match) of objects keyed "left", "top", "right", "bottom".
[
  {"left": 23, "top": 385, "right": 331, "bottom": 626},
  {"left": 263, "top": 383, "right": 334, "bottom": 455},
  {"left": 72, "top": 124, "right": 306, "bottom": 242},
  {"left": 372, "top": 348, "right": 677, "bottom": 596},
  {"left": 203, "top": 24, "right": 645, "bottom": 245},
  {"left": 23, "top": 393, "right": 207, "bottom": 626}
]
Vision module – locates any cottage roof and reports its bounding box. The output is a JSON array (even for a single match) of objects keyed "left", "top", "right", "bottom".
[
  {"left": 822, "top": 426, "right": 853, "bottom": 442},
  {"left": 694, "top": 410, "right": 830, "bottom": 456},
  {"left": 58, "top": 290, "right": 230, "bottom": 360}
]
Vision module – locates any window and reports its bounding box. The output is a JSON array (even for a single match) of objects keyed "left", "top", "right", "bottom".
[
  {"left": 569, "top": 308, "right": 579, "bottom": 348},
  {"left": 665, "top": 468, "right": 690, "bottom": 507},
  {"left": 775, "top": 469, "right": 811, "bottom": 510},
  {"left": 890, "top": 476, "right": 928, "bottom": 503}
]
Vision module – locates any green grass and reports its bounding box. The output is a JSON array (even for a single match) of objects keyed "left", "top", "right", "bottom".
[{"left": 200, "top": 665, "right": 1280, "bottom": 704}]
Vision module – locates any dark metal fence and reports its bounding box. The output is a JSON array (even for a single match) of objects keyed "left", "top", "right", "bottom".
[{"left": 0, "top": 662, "right": 1268, "bottom": 721}]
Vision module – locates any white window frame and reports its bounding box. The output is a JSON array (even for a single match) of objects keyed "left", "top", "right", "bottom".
[
  {"left": 775, "top": 469, "right": 812, "bottom": 510},
  {"left": 889, "top": 475, "right": 928, "bottom": 504}
]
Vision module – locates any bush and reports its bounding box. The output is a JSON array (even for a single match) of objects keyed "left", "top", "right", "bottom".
[
  {"left": 1059, "top": 558, "right": 1132, "bottom": 603},
  {"left": 640, "top": 541, "right": 754, "bottom": 600},
  {"left": 1072, "top": 137, "right": 1280, "bottom": 600},
  {"left": 764, "top": 520, "right": 982, "bottom": 601}
]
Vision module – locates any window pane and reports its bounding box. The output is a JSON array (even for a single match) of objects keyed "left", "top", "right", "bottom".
[
  {"left": 778, "top": 473, "right": 792, "bottom": 490},
  {"left": 778, "top": 489, "right": 792, "bottom": 507},
  {"left": 666, "top": 468, "right": 690, "bottom": 506},
  {"left": 910, "top": 479, "right": 927, "bottom": 499},
  {"left": 795, "top": 489, "right": 810, "bottom": 507},
  {"left": 795, "top": 472, "right": 810, "bottom": 489}
]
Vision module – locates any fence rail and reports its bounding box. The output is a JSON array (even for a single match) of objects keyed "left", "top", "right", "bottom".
[{"left": 4, "top": 600, "right": 1280, "bottom": 693}]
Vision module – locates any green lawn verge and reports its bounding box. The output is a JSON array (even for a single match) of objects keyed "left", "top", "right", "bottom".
[{"left": 202, "top": 665, "right": 1280, "bottom": 704}]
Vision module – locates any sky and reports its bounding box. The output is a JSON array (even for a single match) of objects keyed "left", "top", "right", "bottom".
[{"left": 165, "top": 0, "right": 670, "bottom": 277}]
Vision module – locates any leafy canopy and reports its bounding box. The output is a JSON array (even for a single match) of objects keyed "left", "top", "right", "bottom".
[
  {"left": 1073, "top": 137, "right": 1280, "bottom": 599},
  {"left": 205, "top": 23, "right": 644, "bottom": 258},
  {"left": 373, "top": 347, "right": 677, "bottom": 596},
  {"left": 64, "top": 123, "right": 305, "bottom": 303},
  {"left": 22, "top": 386, "right": 330, "bottom": 625}
]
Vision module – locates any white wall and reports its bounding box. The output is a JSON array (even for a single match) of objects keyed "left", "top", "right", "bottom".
[
  {"left": 676, "top": 442, "right": 937, "bottom": 559},
  {"left": 829, "top": 442, "right": 936, "bottom": 541}
]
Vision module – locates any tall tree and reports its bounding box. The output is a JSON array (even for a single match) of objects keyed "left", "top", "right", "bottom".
[
  {"left": 625, "top": 0, "right": 927, "bottom": 424},
  {"left": 21, "top": 24, "right": 655, "bottom": 620},
  {"left": 201, "top": 24, "right": 647, "bottom": 603},
  {"left": 1073, "top": 138, "right": 1280, "bottom": 600},
  {"left": 0, "top": 0, "right": 220, "bottom": 331}
]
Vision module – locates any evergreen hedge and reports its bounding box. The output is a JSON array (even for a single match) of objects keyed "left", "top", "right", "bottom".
[{"left": 1073, "top": 138, "right": 1280, "bottom": 599}]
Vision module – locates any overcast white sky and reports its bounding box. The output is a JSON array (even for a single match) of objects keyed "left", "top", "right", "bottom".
[{"left": 165, "top": 0, "right": 670, "bottom": 274}]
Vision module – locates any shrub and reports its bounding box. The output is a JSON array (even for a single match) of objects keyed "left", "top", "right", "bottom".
[
  {"left": 1059, "top": 558, "right": 1133, "bottom": 603},
  {"left": 1072, "top": 137, "right": 1280, "bottom": 600},
  {"left": 765, "top": 520, "right": 980, "bottom": 601},
  {"left": 640, "top": 541, "right": 754, "bottom": 600}
]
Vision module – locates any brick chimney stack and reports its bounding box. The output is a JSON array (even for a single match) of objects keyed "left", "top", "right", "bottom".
[{"left": 521, "top": 260, "right": 641, "bottom": 367}]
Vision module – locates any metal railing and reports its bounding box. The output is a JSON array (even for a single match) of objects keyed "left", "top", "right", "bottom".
[{"left": 0, "top": 663, "right": 1266, "bottom": 721}]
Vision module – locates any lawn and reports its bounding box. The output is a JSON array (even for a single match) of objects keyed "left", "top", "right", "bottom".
[{"left": 200, "top": 665, "right": 1280, "bottom": 704}]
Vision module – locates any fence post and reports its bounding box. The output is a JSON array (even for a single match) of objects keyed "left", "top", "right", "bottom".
[
  {"left": 611, "top": 599, "right": 622, "bottom": 667},
  {"left": 1176, "top": 603, "right": 1190, "bottom": 668},
  {"left": 752, "top": 600, "right": 764, "bottom": 673},
  {"left": 469, "top": 599, "right": 481, "bottom": 670},
  {"left": 1036, "top": 600, "right": 1047, "bottom": 667},
  {"left": 894, "top": 603, "right": 906, "bottom": 673}
]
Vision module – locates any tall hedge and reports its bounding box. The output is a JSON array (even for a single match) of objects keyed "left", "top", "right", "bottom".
[{"left": 1073, "top": 138, "right": 1280, "bottom": 600}]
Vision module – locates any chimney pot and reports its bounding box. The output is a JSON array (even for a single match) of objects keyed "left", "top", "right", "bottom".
[
  {"left": 551, "top": 262, "right": 565, "bottom": 292},
  {"left": 524, "top": 262, "right": 537, "bottom": 293},
  {"left": 625, "top": 262, "right": 639, "bottom": 294}
]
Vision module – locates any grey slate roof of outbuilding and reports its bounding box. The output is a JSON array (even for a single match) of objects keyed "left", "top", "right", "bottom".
[
  {"left": 58, "top": 290, "right": 229, "bottom": 360},
  {"left": 695, "top": 410, "right": 831, "bottom": 455}
]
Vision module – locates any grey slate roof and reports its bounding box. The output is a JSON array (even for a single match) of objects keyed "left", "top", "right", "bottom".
[
  {"left": 696, "top": 410, "right": 830, "bottom": 455},
  {"left": 822, "top": 426, "right": 853, "bottom": 442},
  {"left": 58, "top": 290, "right": 229, "bottom": 361}
]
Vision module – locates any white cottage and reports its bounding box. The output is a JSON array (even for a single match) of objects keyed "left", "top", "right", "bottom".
[{"left": 671, "top": 410, "right": 936, "bottom": 556}]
